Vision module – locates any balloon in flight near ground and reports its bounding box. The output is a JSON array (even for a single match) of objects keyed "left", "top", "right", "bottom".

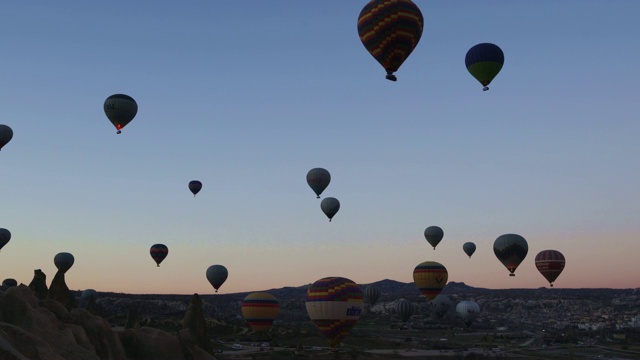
[
  {"left": 363, "top": 285, "right": 381, "bottom": 305},
  {"left": 493, "top": 234, "right": 528, "bottom": 276},
  {"left": 424, "top": 226, "right": 444, "bottom": 250},
  {"left": 241, "top": 292, "right": 280, "bottom": 332},
  {"left": 1, "top": 278, "right": 17, "bottom": 291},
  {"left": 306, "top": 168, "right": 331, "bottom": 198},
  {"left": 357, "top": 0, "right": 424, "bottom": 81},
  {"left": 463, "top": 242, "right": 476, "bottom": 258},
  {"left": 104, "top": 94, "right": 138, "bottom": 134},
  {"left": 150, "top": 244, "right": 168, "bottom": 267},
  {"left": 206, "top": 265, "right": 228, "bottom": 293},
  {"left": 320, "top": 197, "right": 340, "bottom": 222},
  {"left": 465, "top": 43, "right": 504, "bottom": 91},
  {"left": 395, "top": 298, "right": 414, "bottom": 322},
  {"left": 413, "top": 261, "right": 448, "bottom": 301},
  {"left": 305, "top": 276, "right": 364, "bottom": 349},
  {"left": 431, "top": 294, "right": 451, "bottom": 319},
  {"left": 535, "top": 250, "right": 566, "bottom": 287},
  {"left": 188, "top": 180, "right": 202, "bottom": 197},
  {"left": 81, "top": 289, "right": 97, "bottom": 302},
  {"left": 0, "top": 125, "right": 13, "bottom": 151},
  {"left": 456, "top": 300, "right": 480, "bottom": 327},
  {"left": 0, "top": 228, "right": 11, "bottom": 251},
  {"left": 54, "top": 252, "right": 75, "bottom": 273}
]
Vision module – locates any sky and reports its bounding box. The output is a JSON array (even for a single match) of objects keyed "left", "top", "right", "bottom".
[{"left": 0, "top": 1, "right": 638, "bottom": 295}]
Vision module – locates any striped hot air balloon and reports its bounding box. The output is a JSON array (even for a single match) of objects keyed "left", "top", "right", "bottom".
[
  {"left": 535, "top": 250, "right": 566, "bottom": 287},
  {"left": 241, "top": 292, "right": 280, "bottom": 332},
  {"left": 150, "top": 244, "right": 168, "bottom": 267},
  {"left": 305, "top": 277, "right": 364, "bottom": 349},
  {"left": 413, "top": 261, "right": 448, "bottom": 301},
  {"left": 357, "top": 0, "right": 424, "bottom": 81}
]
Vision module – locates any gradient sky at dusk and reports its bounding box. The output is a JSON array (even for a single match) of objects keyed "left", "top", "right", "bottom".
[{"left": 0, "top": 1, "right": 638, "bottom": 294}]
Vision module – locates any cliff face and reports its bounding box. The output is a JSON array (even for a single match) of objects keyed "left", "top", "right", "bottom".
[{"left": 0, "top": 285, "right": 217, "bottom": 360}]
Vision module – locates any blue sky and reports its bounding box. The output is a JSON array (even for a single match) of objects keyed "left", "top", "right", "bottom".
[{"left": 0, "top": 1, "right": 638, "bottom": 294}]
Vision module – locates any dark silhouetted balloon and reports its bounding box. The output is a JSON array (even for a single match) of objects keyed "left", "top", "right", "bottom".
[
  {"left": 493, "top": 234, "right": 528, "bottom": 276},
  {"left": 81, "top": 289, "right": 97, "bottom": 301},
  {"left": 206, "top": 265, "right": 228, "bottom": 293},
  {"left": 456, "top": 300, "right": 480, "bottom": 327},
  {"left": 0, "top": 125, "right": 13, "bottom": 151},
  {"left": 363, "top": 285, "right": 381, "bottom": 305},
  {"left": 358, "top": 0, "right": 424, "bottom": 81},
  {"left": 465, "top": 43, "right": 504, "bottom": 91},
  {"left": 150, "top": 244, "right": 168, "bottom": 267},
  {"left": 320, "top": 197, "right": 340, "bottom": 222},
  {"left": 305, "top": 277, "right": 363, "bottom": 349},
  {"left": 463, "top": 242, "right": 476, "bottom": 258},
  {"left": 413, "top": 261, "right": 448, "bottom": 300},
  {"left": 431, "top": 294, "right": 451, "bottom": 319},
  {"left": 0, "top": 228, "right": 11, "bottom": 251},
  {"left": 54, "top": 252, "right": 75, "bottom": 273},
  {"left": 535, "top": 250, "right": 566, "bottom": 287},
  {"left": 395, "top": 298, "right": 414, "bottom": 322},
  {"left": 104, "top": 94, "right": 138, "bottom": 134},
  {"left": 241, "top": 292, "right": 280, "bottom": 332},
  {"left": 424, "top": 226, "right": 444, "bottom": 250},
  {"left": 188, "top": 180, "right": 202, "bottom": 197},
  {"left": 306, "top": 168, "right": 331, "bottom": 198},
  {"left": 1, "top": 278, "right": 17, "bottom": 290}
]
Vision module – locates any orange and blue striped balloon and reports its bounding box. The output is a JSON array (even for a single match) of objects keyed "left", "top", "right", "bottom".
[
  {"left": 241, "top": 292, "right": 280, "bottom": 332},
  {"left": 357, "top": 0, "right": 424, "bottom": 81}
]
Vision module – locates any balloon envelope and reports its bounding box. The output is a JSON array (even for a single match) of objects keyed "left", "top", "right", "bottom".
[
  {"left": 424, "top": 226, "right": 444, "bottom": 249},
  {"left": 188, "top": 180, "right": 202, "bottom": 196},
  {"left": 0, "top": 228, "right": 11, "bottom": 251},
  {"left": 463, "top": 242, "right": 476, "bottom": 258},
  {"left": 456, "top": 301, "right": 480, "bottom": 327},
  {"left": 241, "top": 292, "right": 280, "bottom": 332},
  {"left": 320, "top": 197, "right": 340, "bottom": 222},
  {"left": 535, "top": 250, "right": 566, "bottom": 287},
  {"left": 150, "top": 244, "right": 168, "bottom": 267},
  {"left": 206, "top": 265, "right": 228, "bottom": 292},
  {"left": 357, "top": 0, "right": 424, "bottom": 81},
  {"left": 413, "top": 261, "right": 448, "bottom": 300},
  {"left": 54, "top": 252, "right": 75, "bottom": 273},
  {"left": 2, "top": 278, "right": 17, "bottom": 289},
  {"left": 306, "top": 168, "right": 331, "bottom": 198},
  {"left": 0, "top": 125, "right": 13, "bottom": 150},
  {"left": 395, "top": 298, "right": 413, "bottom": 322},
  {"left": 493, "top": 234, "right": 528, "bottom": 276},
  {"left": 363, "top": 285, "right": 380, "bottom": 305},
  {"left": 104, "top": 94, "right": 138, "bottom": 134},
  {"left": 305, "top": 277, "right": 363, "bottom": 349},
  {"left": 431, "top": 294, "right": 451, "bottom": 319},
  {"left": 465, "top": 43, "right": 504, "bottom": 91}
]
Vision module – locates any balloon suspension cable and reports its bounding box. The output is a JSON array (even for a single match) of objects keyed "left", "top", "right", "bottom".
[
  {"left": 386, "top": 74, "right": 397, "bottom": 82},
  {"left": 483, "top": 86, "right": 489, "bottom": 91}
]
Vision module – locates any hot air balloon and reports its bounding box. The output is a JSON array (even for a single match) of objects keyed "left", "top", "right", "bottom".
[
  {"left": 456, "top": 300, "right": 480, "bottom": 327},
  {"left": 357, "top": 0, "right": 424, "bottom": 81},
  {"left": 465, "top": 43, "right": 504, "bottom": 91},
  {"left": 395, "top": 298, "right": 414, "bottom": 322},
  {"left": 1, "top": 278, "right": 17, "bottom": 291},
  {"left": 305, "top": 277, "right": 364, "bottom": 350},
  {"left": 188, "top": 180, "right": 202, "bottom": 197},
  {"left": 0, "top": 228, "right": 11, "bottom": 251},
  {"left": 104, "top": 94, "right": 138, "bottom": 134},
  {"left": 363, "top": 285, "right": 381, "bottom": 306},
  {"left": 413, "top": 261, "right": 448, "bottom": 300},
  {"left": 493, "top": 234, "right": 528, "bottom": 276},
  {"left": 463, "top": 242, "right": 476, "bottom": 258},
  {"left": 150, "top": 244, "right": 168, "bottom": 267},
  {"left": 535, "top": 250, "right": 566, "bottom": 287},
  {"left": 206, "top": 265, "right": 228, "bottom": 293},
  {"left": 54, "top": 252, "right": 75, "bottom": 273},
  {"left": 241, "top": 292, "right": 280, "bottom": 332},
  {"left": 306, "top": 168, "right": 331, "bottom": 198},
  {"left": 81, "top": 289, "right": 97, "bottom": 302},
  {"left": 431, "top": 294, "right": 451, "bottom": 319},
  {"left": 320, "top": 197, "right": 340, "bottom": 222},
  {"left": 424, "top": 226, "right": 444, "bottom": 250},
  {"left": 0, "top": 125, "right": 13, "bottom": 151}
]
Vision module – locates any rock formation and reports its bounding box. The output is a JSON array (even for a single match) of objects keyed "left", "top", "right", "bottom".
[
  {"left": 48, "top": 270, "right": 75, "bottom": 311},
  {"left": 28, "top": 269, "right": 48, "bottom": 300},
  {"left": 178, "top": 293, "right": 214, "bottom": 356}
]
